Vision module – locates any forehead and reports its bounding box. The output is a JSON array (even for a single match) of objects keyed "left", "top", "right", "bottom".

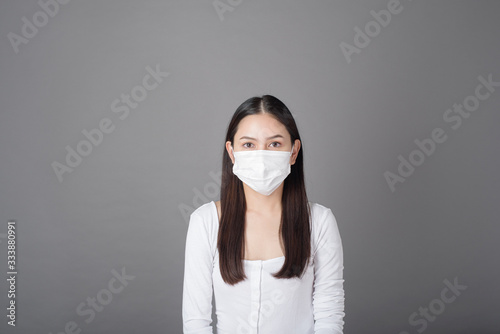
[{"left": 236, "top": 114, "right": 288, "bottom": 139}]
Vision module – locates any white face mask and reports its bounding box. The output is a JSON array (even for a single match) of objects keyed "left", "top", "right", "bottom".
[{"left": 231, "top": 144, "right": 294, "bottom": 196}]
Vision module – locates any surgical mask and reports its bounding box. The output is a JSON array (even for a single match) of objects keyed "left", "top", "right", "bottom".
[{"left": 231, "top": 144, "right": 294, "bottom": 196}]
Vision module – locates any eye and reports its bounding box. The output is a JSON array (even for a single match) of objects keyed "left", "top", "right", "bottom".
[
  {"left": 242, "top": 142, "right": 254, "bottom": 148},
  {"left": 269, "top": 142, "right": 281, "bottom": 148}
]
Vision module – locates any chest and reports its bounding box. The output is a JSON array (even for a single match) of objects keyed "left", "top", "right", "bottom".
[{"left": 243, "top": 215, "right": 284, "bottom": 261}]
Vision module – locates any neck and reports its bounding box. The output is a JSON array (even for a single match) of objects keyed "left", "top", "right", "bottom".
[{"left": 243, "top": 183, "right": 283, "bottom": 214}]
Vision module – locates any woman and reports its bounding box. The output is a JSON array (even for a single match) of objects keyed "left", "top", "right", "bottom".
[{"left": 182, "top": 95, "right": 345, "bottom": 334}]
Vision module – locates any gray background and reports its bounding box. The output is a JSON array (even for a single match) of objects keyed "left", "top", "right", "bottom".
[{"left": 1, "top": 0, "right": 499, "bottom": 333}]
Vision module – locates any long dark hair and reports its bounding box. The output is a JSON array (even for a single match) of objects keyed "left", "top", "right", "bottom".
[{"left": 218, "top": 95, "right": 311, "bottom": 285}]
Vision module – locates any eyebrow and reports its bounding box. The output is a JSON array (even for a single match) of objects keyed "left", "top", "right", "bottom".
[{"left": 239, "top": 134, "right": 284, "bottom": 141}]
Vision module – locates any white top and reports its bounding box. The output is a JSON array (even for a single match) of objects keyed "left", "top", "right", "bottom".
[{"left": 182, "top": 201, "right": 345, "bottom": 334}]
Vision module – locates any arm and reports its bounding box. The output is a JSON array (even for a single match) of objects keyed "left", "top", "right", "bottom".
[
  {"left": 313, "top": 208, "right": 345, "bottom": 334},
  {"left": 182, "top": 211, "right": 214, "bottom": 334}
]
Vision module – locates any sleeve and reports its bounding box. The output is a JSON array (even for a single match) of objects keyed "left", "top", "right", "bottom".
[
  {"left": 182, "top": 211, "right": 215, "bottom": 334},
  {"left": 313, "top": 208, "right": 345, "bottom": 334}
]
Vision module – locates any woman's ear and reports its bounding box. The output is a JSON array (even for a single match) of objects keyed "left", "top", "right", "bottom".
[
  {"left": 291, "top": 139, "right": 301, "bottom": 165},
  {"left": 226, "top": 141, "right": 235, "bottom": 164}
]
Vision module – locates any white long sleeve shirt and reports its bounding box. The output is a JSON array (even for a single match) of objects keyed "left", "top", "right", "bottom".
[{"left": 182, "top": 201, "right": 345, "bottom": 334}]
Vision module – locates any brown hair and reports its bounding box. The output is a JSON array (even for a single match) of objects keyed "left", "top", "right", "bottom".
[{"left": 217, "top": 95, "right": 311, "bottom": 285}]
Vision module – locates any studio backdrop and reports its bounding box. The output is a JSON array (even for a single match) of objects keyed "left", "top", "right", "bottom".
[{"left": 0, "top": 0, "right": 499, "bottom": 333}]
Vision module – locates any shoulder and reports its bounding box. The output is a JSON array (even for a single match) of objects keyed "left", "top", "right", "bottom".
[
  {"left": 191, "top": 201, "right": 216, "bottom": 219},
  {"left": 308, "top": 202, "right": 342, "bottom": 257},
  {"left": 308, "top": 202, "right": 340, "bottom": 237},
  {"left": 189, "top": 201, "right": 219, "bottom": 235},
  {"left": 188, "top": 201, "right": 219, "bottom": 255},
  {"left": 308, "top": 201, "right": 336, "bottom": 224}
]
